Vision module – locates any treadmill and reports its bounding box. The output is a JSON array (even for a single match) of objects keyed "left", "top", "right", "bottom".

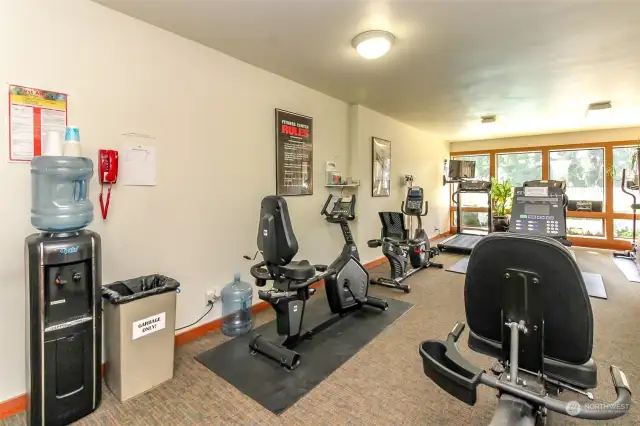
[{"left": 437, "top": 160, "right": 492, "bottom": 254}]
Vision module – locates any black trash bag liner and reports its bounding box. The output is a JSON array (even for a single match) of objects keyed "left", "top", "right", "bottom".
[{"left": 102, "top": 274, "right": 180, "bottom": 305}]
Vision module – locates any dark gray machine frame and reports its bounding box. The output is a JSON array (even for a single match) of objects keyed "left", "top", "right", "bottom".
[{"left": 248, "top": 195, "right": 387, "bottom": 369}]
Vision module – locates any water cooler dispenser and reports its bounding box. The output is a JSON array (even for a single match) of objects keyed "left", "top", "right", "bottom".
[{"left": 26, "top": 156, "right": 102, "bottom": 426}]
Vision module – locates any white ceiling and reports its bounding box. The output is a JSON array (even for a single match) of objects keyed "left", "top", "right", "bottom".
[{"left": 95, "top": 0, "right": 640, "bottom": 141}]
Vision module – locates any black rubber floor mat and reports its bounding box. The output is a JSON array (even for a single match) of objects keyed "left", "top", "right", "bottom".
[{"left": 196, "top": 290, "right": 413, "bottom": 414}]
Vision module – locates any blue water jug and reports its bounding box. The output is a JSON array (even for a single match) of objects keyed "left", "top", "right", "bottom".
[
  {"left": 31, "top": 156, "right": 94, "bottom": 231},
  {"left": 221, "top": 273, "right": 253, "bottom": 337}
]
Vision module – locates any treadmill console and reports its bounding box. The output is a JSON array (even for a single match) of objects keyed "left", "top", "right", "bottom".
[
  {"left": 449, "top": 160, "right": 476, "bottom": 179},
  {"left": 404, "top": 187, "right": 425, "bottom": 215},
  {"left": 510, "top": 186, "right": 566, "bottom": 237},
  {"left": 459, "top": 181, "right": 492, "bottom": 192}
]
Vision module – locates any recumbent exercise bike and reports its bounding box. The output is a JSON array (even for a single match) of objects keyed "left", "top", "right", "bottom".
[
  {"left": 248, "top": 195, "right": 387, "bottom": 369},
  {"left": 419, "top": 232, "right": 631, "bottom": 425},
  {"left": 368, "top": 185, "right": 442, "bottom": 293}
]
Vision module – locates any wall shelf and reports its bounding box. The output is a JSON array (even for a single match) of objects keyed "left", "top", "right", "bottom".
[{"left": 325, "top": 183, "right": 360, "bottom": 188}]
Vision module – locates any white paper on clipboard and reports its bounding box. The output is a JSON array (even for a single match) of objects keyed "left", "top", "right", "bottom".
[{"left": 121, "top": 146, "right": 156, "bottom": 186}]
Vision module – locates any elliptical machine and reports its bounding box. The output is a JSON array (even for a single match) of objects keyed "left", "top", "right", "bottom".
[
  {"left": 368, "top": 183, "right": 442, "bottom": 293},
  {"left": 248, "top": 195, "right": 387, "bottom": 370},
  {"left": 613, "top": 168, "right": 640, "bottom": 265}
]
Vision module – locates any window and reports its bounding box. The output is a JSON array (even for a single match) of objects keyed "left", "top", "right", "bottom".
[
  {"left": 566, "top": 218, "right": 604, "bottom": 237},
  {"left": 614, "top": 219, "right": 635, "bottom": 240},
  {"left": 613, "top": 147, "right": 639, "bottom": 213},
  {"left": 549, "top": 149, "right": 604, "bottom": 204},
  {"left": 496, "top": 152, "right": 542, "bottom": 186},
  {"left": 453, "top": 154, "right": 490, "bottom": 206},
  {"left": 453, "top": 211, "right": 489, "bottom": 229}
]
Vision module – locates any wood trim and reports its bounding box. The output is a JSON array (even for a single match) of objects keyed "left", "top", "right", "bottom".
[
  {"left": 605, "top": 144, "right": 615, "bottom": 238},
  {"left": 541, "top": 147, "right": 550, "bottom": 180},
  {"left": 612, "top": 213, "right": 635, "bottom": 220},
  {"left": 451, "top": 206, "right": 491, "bottom": 213},
  {"left": 451, "top": 138, "right": 640, "bottom": 249},
  {"left": 363, "top": 257, "right": 388, "bottom": 268},
  {"left": 567, "top": 211, "right": 606, "bottom": 219},
  {"left": 489, "top": 152, "right": 496, "bottom": 182},
  {"left": 0, "top": 395, "right": 26, "bottom": 420},
  {"left": 569, "top": 237, "right": 631, "bottom": 251},
  {"left": 451, "top": 139, "right": 640, "bottom": 156}
]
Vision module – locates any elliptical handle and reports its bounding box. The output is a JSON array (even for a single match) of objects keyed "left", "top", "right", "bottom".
[
  {"left": 420, "top": 201, "right": 429, "bottom": 217},
  {"left": 401, "top": 201, "right": 407, "bottom": 215}
]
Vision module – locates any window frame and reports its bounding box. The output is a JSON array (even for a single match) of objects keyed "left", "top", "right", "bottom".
[{"left": 450, "top": 140, "right": 640, "bottom": 250}]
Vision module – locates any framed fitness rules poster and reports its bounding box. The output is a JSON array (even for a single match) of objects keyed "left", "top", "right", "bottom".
[{"left": 275, "top": 109, "right": 313, "bottom": 196}]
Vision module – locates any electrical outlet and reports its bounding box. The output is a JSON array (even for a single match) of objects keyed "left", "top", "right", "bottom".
[{"left": 205, "top": 289, "right": 219, "bottom": 305}]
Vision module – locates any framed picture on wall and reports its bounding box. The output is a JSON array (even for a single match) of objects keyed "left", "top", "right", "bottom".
[
  {"left": 275, "top": 109, "right": 314, "bottom": 196},
  {"left": 372, "top": 137, "right": 391, "bottom": 197}
]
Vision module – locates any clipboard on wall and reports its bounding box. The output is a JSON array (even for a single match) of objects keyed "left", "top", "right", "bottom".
[{"left": 121, "top": 133, "right": 157, "bottom": 186}]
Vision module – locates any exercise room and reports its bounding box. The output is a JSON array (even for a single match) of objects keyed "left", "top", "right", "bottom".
[{"left": 1, "top": 1, "right": 639, "bottom": 425}]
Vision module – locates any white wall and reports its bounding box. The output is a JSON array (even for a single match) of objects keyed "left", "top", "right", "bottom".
[
  {"left": 348, "top": 106, "right": 450, "bottom": 263},
  {"left": 0, "top": 0, "right": 354, "bottom": 402},
  {"left": 451, "top": 127, "right": 640, "bottom": 152},
  {"left": 0, "top": 0, "right": 447, "bottom": 403}
]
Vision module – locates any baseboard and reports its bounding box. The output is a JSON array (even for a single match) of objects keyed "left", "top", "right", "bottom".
[{"left": 0, "top": 394, "right": 26, "bottom": 420}]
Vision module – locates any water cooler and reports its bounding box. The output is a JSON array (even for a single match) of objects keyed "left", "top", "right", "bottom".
[{"left": 26, "top": 156, "right": 102, "bottom": 426}]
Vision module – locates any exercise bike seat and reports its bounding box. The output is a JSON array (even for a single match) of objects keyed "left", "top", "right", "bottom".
[{"left": 280, "top": 260, "right": 316, "bottom": 281}]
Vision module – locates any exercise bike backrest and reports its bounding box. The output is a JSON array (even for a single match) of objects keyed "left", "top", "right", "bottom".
[{"left": 256, "top": 195, "right": 298, "bottom": 267}]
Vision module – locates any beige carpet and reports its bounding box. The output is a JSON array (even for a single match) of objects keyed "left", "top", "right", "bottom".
[{"left": 3, "top": 248, "right": 640, "bottom": 425}]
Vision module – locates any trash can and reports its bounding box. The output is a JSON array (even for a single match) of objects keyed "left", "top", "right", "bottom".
[{"left": 102, "top": 275, "right": 180, "bottom": 402}]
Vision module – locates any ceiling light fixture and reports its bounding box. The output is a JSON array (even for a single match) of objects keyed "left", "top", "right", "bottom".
[
  {"left": 352, "top": 30, "right": 395, "bottom": 59},
  {"left": 586, "top": 101, "right": 613, "bottom": 121}
]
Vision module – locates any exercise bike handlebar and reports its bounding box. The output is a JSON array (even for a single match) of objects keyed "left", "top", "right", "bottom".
[
  {"left": 441, "top": 324, "right": 632, "bottom": 421},
  {"left": 249, "top": 260, "right": 335, "bottom": 290},
  {"left": 479, "top": 367, "right": 631, "bottom": 420}
]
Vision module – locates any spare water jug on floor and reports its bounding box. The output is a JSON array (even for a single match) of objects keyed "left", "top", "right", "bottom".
[
  {"left": 221, "top": 273, "right": 253, "bottom": 337},
  {"left": 31, "top": 156, "right": 94, "bottom": 231}
]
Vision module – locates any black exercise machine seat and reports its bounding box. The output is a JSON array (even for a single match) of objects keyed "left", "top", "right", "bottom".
[
  {"left": 466, "top": 233, "right": 595, "bottom": 387},
  {"left": 256, "top": 196, "right": 318, "bottom": 283},
  {"left": 280, "top": 260, "right": 316, "bottom": 281}
]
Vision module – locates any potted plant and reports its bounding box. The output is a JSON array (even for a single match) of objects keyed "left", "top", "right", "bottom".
[{"left": 491, "top": 177, "right": 513, "bottom": 232}]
